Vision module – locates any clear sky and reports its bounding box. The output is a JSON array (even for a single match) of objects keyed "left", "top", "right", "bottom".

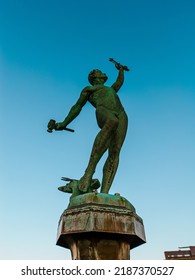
[{"left": 0, "top": 0, "right": 195, "bottom": 260}]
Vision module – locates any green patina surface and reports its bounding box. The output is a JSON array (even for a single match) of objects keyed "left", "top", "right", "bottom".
[
  {"left": 67, "top": 192, "right": 136, "bottom": 212},
  {"left": 48, "top": 59, "right": 129, "bottom": 195}
]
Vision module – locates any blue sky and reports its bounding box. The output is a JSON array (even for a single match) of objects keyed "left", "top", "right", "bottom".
[{"left": 0, "top": 0, "right": 195, "bottom": 259}]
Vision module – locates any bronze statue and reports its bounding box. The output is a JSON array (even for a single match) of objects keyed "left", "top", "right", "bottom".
[{"left": 48, "top": 59, "right": 129, "bottom": 194}]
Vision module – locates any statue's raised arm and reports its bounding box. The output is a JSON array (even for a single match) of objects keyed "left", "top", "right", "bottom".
[{"left": 110, "top": 58, "right": 130, "bottom": 92}]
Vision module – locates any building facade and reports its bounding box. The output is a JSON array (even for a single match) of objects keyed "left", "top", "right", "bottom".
[{"left": 164, "top": 246, "right": 195, "bottom": 260}]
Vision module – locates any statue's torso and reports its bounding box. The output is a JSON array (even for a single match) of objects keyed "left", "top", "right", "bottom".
[{"left": 87, "top": 85, "right": 124, "bottom": 113}]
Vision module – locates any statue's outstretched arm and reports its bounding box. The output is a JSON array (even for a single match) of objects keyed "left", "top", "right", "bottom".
[{"left": 55, "top": 88, "right": 89, "bottom": 131}]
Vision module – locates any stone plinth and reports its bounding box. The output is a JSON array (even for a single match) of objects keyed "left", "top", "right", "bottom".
[{"left": 56, "top": 193, "right": 146, "bottom": 260}]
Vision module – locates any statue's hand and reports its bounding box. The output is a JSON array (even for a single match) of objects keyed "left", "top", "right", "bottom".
[
  {"left": 115, "top": 62, "right": 123, "bottom": 70},
  {"left": 47, "top": 119, "right": 65, "bottom": 132},
  {"left": 109, "top": 58, "right": 130, "bottom": 71},
  {"left": 55, "top": 122, "right": 66, "bottom": 131}
]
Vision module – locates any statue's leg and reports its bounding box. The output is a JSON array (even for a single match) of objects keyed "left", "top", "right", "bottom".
[
  {"left": 100, "top": 147, "right": 119, "bottom": 193},
  {"left": 101, "top": 111, "right": 128, "bottom": 193},
  {"left": 78, "top": 116, "right": 119, "bottom": 192}
]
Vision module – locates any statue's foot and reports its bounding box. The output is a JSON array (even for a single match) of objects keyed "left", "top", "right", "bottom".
[{"left": 78, "top": 175, "right": 92, "bottom": 192}]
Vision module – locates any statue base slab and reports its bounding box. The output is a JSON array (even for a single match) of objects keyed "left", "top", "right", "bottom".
[{"left": 56, "top": 193, "right": 146, "bottom": 260}]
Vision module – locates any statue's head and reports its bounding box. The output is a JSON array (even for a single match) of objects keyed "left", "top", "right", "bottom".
[{"left": 88, "top": 69, "right": 108, "bottom": 85}]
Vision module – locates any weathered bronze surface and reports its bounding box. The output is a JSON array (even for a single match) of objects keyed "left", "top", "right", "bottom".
[
  {"left": 48, "top": 59, "right": 129, "bottom": 194},
  {"left": 58, "top": 178, "right": 100, "bottom": 200},
  {"left": 58, "top": 235, "right": 131, "bottom": 260},
  {"left": 56, "top": 193, "right": 146, "bottom": 260},
  {"left": 47, "top": 59, "right": 146, "bottom": 259}
]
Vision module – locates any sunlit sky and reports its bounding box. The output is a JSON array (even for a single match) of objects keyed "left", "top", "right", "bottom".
[{"left": 0, "top": 0, "right": 195, "bottom": 260}]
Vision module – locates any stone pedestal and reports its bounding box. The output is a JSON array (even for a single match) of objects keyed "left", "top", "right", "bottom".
[{"left": 56, "top": 193, "right": 146, "bottom": 260}]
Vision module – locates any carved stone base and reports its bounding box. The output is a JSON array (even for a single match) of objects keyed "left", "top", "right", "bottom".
[{"left": 56, "top": 193, "right": 146, "bottom": 260}]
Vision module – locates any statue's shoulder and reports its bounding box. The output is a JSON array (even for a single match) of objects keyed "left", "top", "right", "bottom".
[
  {"left": 81, "top": 86, "right": 94, "bottom": 98},
  {"left": 82, "top": 86, "right": 93, "bottom": 91}
]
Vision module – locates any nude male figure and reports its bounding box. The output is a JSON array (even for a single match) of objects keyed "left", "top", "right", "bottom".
[{"left": 48, "top": 60, "right": 129, "bottom": 194}]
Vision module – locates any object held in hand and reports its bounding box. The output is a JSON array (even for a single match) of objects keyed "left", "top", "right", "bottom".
[
  {"left": 47, "top": 119, "right": 74, "bottom": 133},
  {"left": 47, "top": 119, "right": 56, "bottom": 133},
  {"left": 109, "top": 58, "right": 130, "bottom": 71}
]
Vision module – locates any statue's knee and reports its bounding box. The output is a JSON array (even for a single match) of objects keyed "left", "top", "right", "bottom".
[{"left": 110, "top": 147, "right": 120, "bottom": 159}]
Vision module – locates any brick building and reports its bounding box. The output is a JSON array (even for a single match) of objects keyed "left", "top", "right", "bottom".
[{"left": 164, "top": 246, "right": 195, "bottom": 260}]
